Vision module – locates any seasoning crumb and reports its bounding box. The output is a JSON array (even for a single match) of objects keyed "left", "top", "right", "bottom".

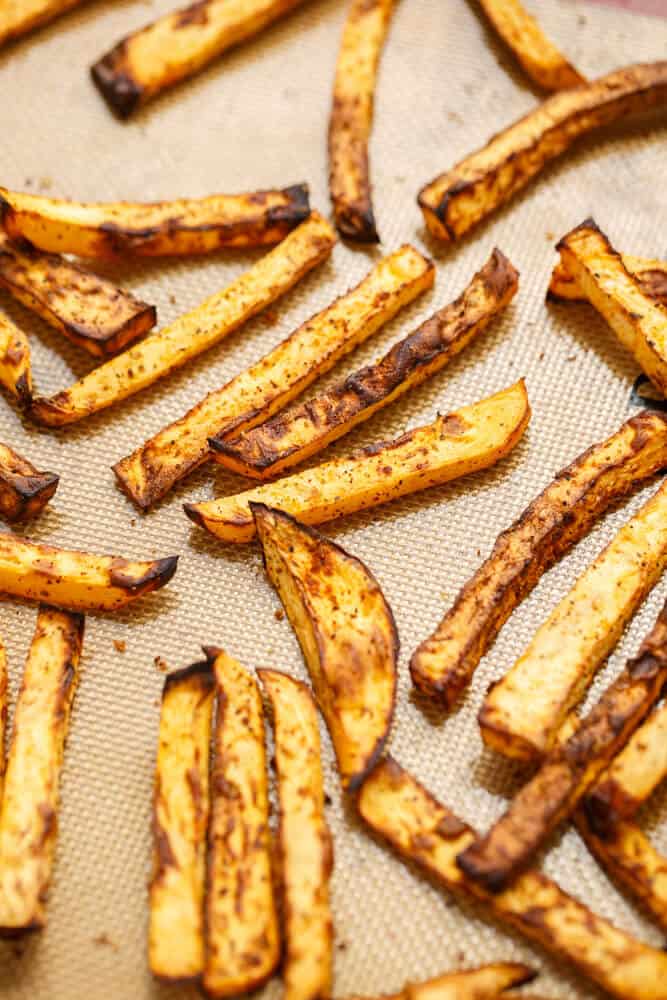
[
  {"left": 39, "top": 177, "right": 53, "bottom": 191},
  {"left": 324, "top": 793, "right": 332, "bottom": 806},
  {"left": 130, "top": 518, "right": 136, "bottom": 527},
  {"left": 274, "top": 609, "right": 284, "bottom": 622},
  {"left": 262, "top": 309, "right": 278, "bottom": 327},
  {"left": 538, "top": 351, "right": 545, "bottom": 362},
  {"left": 566, "top": 355, "right": 577, "bottom": 362},
  {"left": 337, "top": 940, "right": 348, "bottom": 951},
  {"left": 546, "top": 231, "right": 555, "bottom": 241},
  {"left": 154, "top": 655, "right": 168, "bottom": 673},
  {"left": 92, "top": 933, "right": 118, "bottom": 951},
  {"left": 169, "top": 294, "right": 176, "bottom": 305},
  {"left": 113, "top": 639, "right": 126, "bottom": 653}
]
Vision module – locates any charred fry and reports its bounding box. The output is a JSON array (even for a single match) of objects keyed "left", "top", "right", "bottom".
[
  {"left": 418, "top": 62, "right": 667, "bottom": 243},
  {"left": 260, "top": 669, "right": 333, "bottom": 1000},
  {"left": 204, "top": 649, "right": 279, "bottom": 997},
  {"left": 0, "top": 606, "right": 84, "bottom": 933},
  {"left": 255, "top": 507, "right": 397, "bottom": 789},
  {"left": 410, "top": 410, "right": 667, "bottom": 709},
  {"left": 0, "top": 442, "right": 58, "bottom": 522},
  {"left": 0, "top": 532, "right": 177, "bottom": 612},
  {"left": 0, "top": 311, "right": 31, "bottom": 405},
  {"left": 29, "top": 212, "right": 335, "bottom": 428},
  {"left": 547, "top": 254, "right": 667, "bottom": 307},
  {"left": 0, "top": 184, "right": 310, "bottom": 257},
  {"left": 0, "top": 0, "right": 87, "bottom": 48},
  {"left": 189, "top": 381, "right": 530, "bottom": 542},
  {"left": 406, "top": 962, "right": 535, "bottom": 1000},
  {"left": 149, "top": 659, "right": 215, "bottom": 982},
  {"left": 214, "top": 249, "right": 518, "bottom": 480},
  {"left": 115, "top": 243, "right": 433, "bottom": 508},
  {"left": 328, "top": 0, "right": 395, "bottom": 241}
]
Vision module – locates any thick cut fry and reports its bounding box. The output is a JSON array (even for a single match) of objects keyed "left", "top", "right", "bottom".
[
  {"left": 149, "top": 659, "right": 215, "bottom": 982},
  {"left": 0, "top": 311, "right": 31, "bottom": 405},
  {"left": 215, "top": 249, "right": 518, "bottom": 480},
  {"left": 0, "top": 185, "right": 310, "bottom": 258},
  {"left": 557, "top": 220, "right": 667, "bottom": 395},
  {"left": 548, "top": 254, "right": 667, "bottom": 307},
  {"left": 255, "top": 507, "right": 397, "bottom": 789},
  {"left": 357, "top": 756, "right": 667, "bottom": 1000},
  {"left": 0, "top": 233, "right": 156, "bottom": 357},
  {"left": 189, "top": 381, "right": 530, "bottom": 543},
  {"left": 260, "top": 670, "right": 333, "bottom": 1000},
  {"left": 458, "top": 600, "right": 667, "bottom": 892},
  {"left": 91, "top": 0, "right": 310, "bottom": 117},
  {"left": 204, "top": 649, "right": 279, "bottom": 998},
  {"left": 418, "top": 62, "right": 667, "bottom": 243},
  {"left": 0, "top": 607, "right": 84, "bottom": 933},
  {"left": 477, "top": 0, "right": 584, "bottom": 92},
  {"left": 410, "top": 410, "right": 667, "bottom": 708},
  {"left": 115, "top": 244, "right": 433, "bottom": 508},
  {"left": 0, "top": 0, "right": 87, "bottom": 48},
  {"left": 479, "top": 478, "right": 667, "bottom": 762},
  {"left": 0, "top": 442, "right": 58, "bottom": 522},
  {"left": 0, "top": 638, "right": 6, "bottom": 802},
  {"left": 0, "top": 532, "right": 177, "bottom": 612},
  {"left": 406, "top": 963, "right": 535, "bottom": 1000},
  {"left": 29, "top": 213, "right": 335, "bottom": 428},
  {"left": 328, "top": 0, "right": 395, "bottom": 242}
]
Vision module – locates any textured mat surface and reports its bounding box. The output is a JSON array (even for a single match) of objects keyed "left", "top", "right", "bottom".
[{"left": 0, "top": 0, "right": 667, "bottom": 997}]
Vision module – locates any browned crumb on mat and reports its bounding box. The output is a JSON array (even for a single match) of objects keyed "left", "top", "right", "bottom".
[
  {"left": 113, "top": 639, "right": 126, "bottom": 653},
  {"left": 92, "top": 933, "right": 118, "bottom": 951},
  {"left": 274, "top": 609, "right": 285, "bottom": 622},
  {"left": 154, "top": 655, "right": 169, "bottom": 673}
]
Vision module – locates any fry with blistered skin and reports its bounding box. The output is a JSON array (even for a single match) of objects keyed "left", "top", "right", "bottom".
[
  {"left": 204, "top": 649, "right": 279, "bottom": 998},
  {"left": 0, "top": 311, "right": 31, "bottom": 404},
  {"left": 260, "top": 669, "right": 333, "bottom": 1000},
  {"left": 357, "top": 756, "right": 667, "bottom": 1000},
  {"left": 0, "top": 442, "right": 59, "bottom": 522},
  {"left": 418, "top": 62, "right": 667, "bottom": 243},
  {"left": 189, "top": 382, "right": 531, "bottom": 543},
  {"left": 410, "top": 410, "right": 667, "bottom": 709},
  {"left": 114, "top": 244, "right": 433, "bottom": 508},
  {"left": 214, "top": 249, "right": 518, "bottom": 480},
  {"left": 0, "top": 606, "right": 84, "bottom": 934},
  {"left": 0, "top": 0, "right": 88, "bottom": 48},
  {"left": 91, "top": 0, "right": 311, "bottom": 118},
  {"left": 149, "top": 659, "right": 215, "bottom": 982},
  {"left": 0, "top": 532, "right": 177, "bottom": 612},
  {"left": 328, "top": 0, "right": 395, "bottom": 242},
  {"left": 477, "top": 0, "right": 584, "bottom": 92},
  {"left": 458, "top": 599, "right": 667, "bottom": 892},
  {"left": 28, "top": 213, "right": 335, "bottom": 429},
  {"left": 547, "top": 254, "right": 667, "bottom": 306},
  {"left": 0, "top": 184, "right": 310, "bottom": 257}
]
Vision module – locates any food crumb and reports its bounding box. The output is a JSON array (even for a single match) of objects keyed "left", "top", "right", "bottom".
[
  {"left": 130, "top": 518, "right": 136, "bottom": 527},
  {"left": 566, "top": 355, "right": 577, "bottom": 362},
  {"left": 154, "top": 656, "right": 169, "bottom": 673},
  {"left": 538, "top": 351, "right": 545, "bottom": 362},
  {"left": 337, "top": 940, "right": 348, "bottom": 951},
  {"left": 262, "top": 309, "right": 278, "bottom": 327},
  {"left": 324, "top": 793, "right": 332, "bottom": 806},
  {"left": 92, "top": 933, "right": 118, "bottom": 951},
  {"left": 39, "top": 177, "right": 53, "bottom": 191},
  {"left": 168, "top": 294, "right": 176, "bottom": 305},
  {"left": 113, "top": 639, "right": 126, "bottom": 653},
  {"left": 274, "top": 609, "right": 284, "bottom": 622},
  {"left": 545, "top": 231, "right": 555, "bottom": 241}
]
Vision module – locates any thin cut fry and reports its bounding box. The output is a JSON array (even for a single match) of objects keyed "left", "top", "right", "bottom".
[
  {"left": 477, "top": 0, "right": 584, "bottom": 92},
  {"left": 260, "top": 669, "right": 333, "bottom": 1000},
  {"left": 149, "top": 659, "right": 215, "bottom": 982},
  {"left": 0, "top": 532, "right": 177, "bottom": 612},
  {"left": 547, "top": 253, "right": 667, "bottom": 307},
  {"left": 91, "top": 0, "right": 311, "bottom": 117},
  {"left": 115, "top": 243, "right": 433, "bottom": 508},
  {"left": 328, "top": 0, "right": 395, "bottom": 241},
  {"left": 188, "top": 381, "right": 530, "bottom": 543},
  {"left": 0, "top": 442, "right": 58, "bottom": 522},
  {"left": 29, "top": 212, "right": 335, "bottom": 428},
  {"left": 0, "top": 606, "right": 84, "bottom": 933},
  {"left": 0, "top": 0, "right": 87, "bottom": 48},
  {"left": 418, "top": 62, "right": 667, "bottom": 243},
  {"left": 0, "top": 311, "right": 31, "bottom": 405},
  {"left": 204, "top": 649, "right": 279, "bottom": 998},
  {"left": 214, "top": 249, "right": 518, "bottom": 480},
  {"left": 0, "top": 638, "right": 6, "bottom": 802},
  {"left": 479, "top": 477, "right": 667, "bottom": 762},
  {"left": 0, "top": 184, "right": 310, "bottom": 257},
  {"left": 406, "top": 962, "right": 535, "bottom": 1000},
  {"left": 410, "top": 410, "right": 667, "bottom": 709}
]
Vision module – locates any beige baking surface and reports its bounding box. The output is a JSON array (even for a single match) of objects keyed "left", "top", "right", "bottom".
[{"left": 1, "top": 0, "right": 667, "bottom": 996}]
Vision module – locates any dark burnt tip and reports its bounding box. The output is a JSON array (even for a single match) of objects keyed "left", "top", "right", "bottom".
[
  {"left": 183, "top": 502, "right": 205, "bottom": 527},
  {"left": 335, "top": 206, "right": 380, "bottom": 244},
  {"left": 15, "top": 372, "right": 32, "bottom": 407},
  {"left": 555, "top": 215, "right": 602, "bottom": 251},
  {"left": 90, "top": 58, "right": 143, "bottom": 119},
  {"left": 282, "top": 182, "right": 310, "bottom": 213},
  {"left": 201, "top": 645, "right": 222, "bottom": 663},
  {"left": 154, "top": 555, "right": 179, "bottom": 587},
  {"left": 116, "top": 555, "right": 178, "bottom": 592},
  {"left": 207, "top": 434, "right": 232, "bottom": 456},
  {"left": 163, "top": 658, "right": 214, "bottom": 693}
]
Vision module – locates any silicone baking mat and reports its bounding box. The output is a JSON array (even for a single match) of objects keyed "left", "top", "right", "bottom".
[{"left": 0, "top": 0, "right": 666, "bottom": 996}]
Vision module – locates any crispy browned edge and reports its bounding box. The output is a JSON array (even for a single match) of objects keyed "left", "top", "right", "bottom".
[
  {"left": 252, "top": 502, "right": 399, "bottom": 791},
  {"left": 456, "top": 598, "right": 667, "bottom": 893},
  {"left": 0, "top": 0, "right": 87, "bottom": 49},
  {"left": 546, "top": 259, "right": 667, "bottom": 307},
  {"left": 0, "top": 444, "right": 59, "bottom": 523},
  {"left": 210, "top": 248, "right": 518, "bottom": 477},
  {"left": 108, "top": 555, "right": 179, "bottom": 596},
  {"left": 409, "top": 409, "right": 667, "bottom": 709}
]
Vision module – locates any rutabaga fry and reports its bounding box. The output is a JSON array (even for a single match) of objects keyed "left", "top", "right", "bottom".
[
  {"left": 328, "top": 0, "right": 395, "bottom": 241},
  {"left": 547, "top": 253, "right": 667, "bottom": 307},
  {"left": 0, "top": 0, "right": 88, "bottom": 48},
  {"left": 260, "top": 670, "right": 333, "bottom": 1000},
  {"left": 418, "top": 62, "right": 667, "bottom": 243},
  {"left": 0, "top": 606, "right": 84, "bottom": 933},
  {"left": 410, "top": 410, "right": 667, "bottom": 709},
  {"left": 0, "top": 442, "right": 59, "bottom": 522},
  {"left": 406, "top": 962, "right": 536, "bottom": 1000},
  {"left": 204, "top": 649, "right": 279, "bottom": 998},
  {"left": 214, "top": 249, "right": 518, "bottom": 480},
  {"left": 0, "top": 638, "right": 6, "bottom": 802},
  {"left": 29, "top": 212, "right": 336, "bottom": 428},
  {"left": 189, "top": 381, "right": 530, "bottom": 543},
  {"left": 149, "top": 659, "right": 215, "bottom": 982},
  {"left": 0, "top": 184, "right": 310, "bottom": 258},
  {"left": 0, "top": 311, "right": 31, "bottom": 405},
  {"left": 91, "top": 0, "right": 312, "bottom": 117},
  {"left": 0, "top": 532, "right": 177, "bottom": 612},
  {"left": 254, "top": 506, "right": 397, "bottom": 790},
  {"left": 115, "top": 244, "right": 433, "bottom": 508}
]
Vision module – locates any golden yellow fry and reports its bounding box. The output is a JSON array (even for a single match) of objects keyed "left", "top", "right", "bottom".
[
  {"left": 547, "top": 253, "right": 667, "bottom": 306},
  {"left": 0, "top": 638, "right": 6, "bottom": 803},
  {"left": 115, "top": 243, "right": 432, "bottom": 508},
  {"left": 29, "top": 212, "right": 335, "bottom": 428},
  {"left": 187, "top": 380, "right": 531, "bottom": 543},
  {"left": 0, "top": 606, "right": 84, "bottom": 933},
  {"left": 0, "top": 441, "right": 58, "bottom": 522},
  {"left": 0, "top": 310, "right": 31, "bottom": 405},
  {"left": 260, "top": 670, "right": 333, "bottom": 1000},
  {"left": 0, "top": 0, "right": 87, "bottom": 48},
  {"left": 406, "top": 961, "right": 535, "bottom": 1000}
]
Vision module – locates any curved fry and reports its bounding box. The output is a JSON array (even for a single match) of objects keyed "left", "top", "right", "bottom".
[
  {"left": 0, "top": 311, "right": 31, "bottom": 405},
  {"left": 0, "top": 442, "right": 59, "bottom": 522}
]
